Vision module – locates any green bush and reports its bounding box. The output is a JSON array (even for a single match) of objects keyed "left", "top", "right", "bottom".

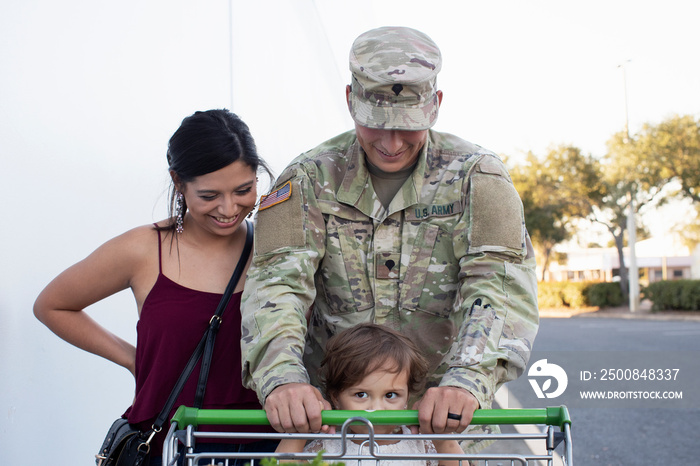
[
  {"left": 585, "top": 282, "right": 624, "bottom": 308},
  {"left": 537, "top": 282, "right": 569, "bottom": 308},
  {"left": 257, "top": 452, "right": 344, "bottom": 465},
  {"left": 538, "top": 281, "right": 625, "bottom": 309},
  {"left": 643, "top": 280, "right": 700, "bottom": 311},
  {"left": 561, "top": 282, "right": 588, "bottom": 308},
  {"left": 538, "top": 281, "right": 588, "bottom": 308}
]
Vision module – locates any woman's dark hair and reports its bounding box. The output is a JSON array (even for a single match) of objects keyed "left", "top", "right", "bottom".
[
  {"left": 321, "top": 323, "right": 429, "bottom": 407},
  {"left": 159, "top": 109, "right": 273, "bottom": 232}
]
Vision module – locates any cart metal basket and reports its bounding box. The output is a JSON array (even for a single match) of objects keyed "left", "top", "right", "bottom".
[{"left": 163, "top": 406, "right": 572, "bottom": 466}]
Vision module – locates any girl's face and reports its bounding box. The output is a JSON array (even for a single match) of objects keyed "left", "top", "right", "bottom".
[
  {"left": 335, "top": 363, "right": 409, "bottom": 435},
  {"left": 179, "top": 160, "right": 257, "bottom": 237}
]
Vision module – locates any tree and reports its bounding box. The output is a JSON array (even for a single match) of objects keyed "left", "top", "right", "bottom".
[
  {"left": 517, "top": 141, "right": 658, "bottom": 298},
  {"left": 599, "top": 116, "right": 700, "bottom": 296},
  {"left": 572, "top": 130, "right": 673, "bottom": 298},
  {"left": 510, "top": 148, "right": 603, "bottom": 281},
  {"left": 633, "top": 114, "right": 700, "bottom": 203},
  {"left": 510, "top": 115, "right": 699, "bottom": 296},
  {"left": 672, "top": 204, "right": 700, "bottom": 251},
  {"left": 510, "top": 153, "right": 569, "bottom": 281}
]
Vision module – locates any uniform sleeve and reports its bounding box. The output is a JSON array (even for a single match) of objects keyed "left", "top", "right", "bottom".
[
  {"left": 439, "top": 154, "right": 539, "bottom": 409},
  {"left": 240, "top": 163, "right": 326, "bottom": 404}
]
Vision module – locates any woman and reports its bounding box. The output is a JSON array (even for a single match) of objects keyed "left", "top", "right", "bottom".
[{"left": 34, "top": 109, "right": 276, "bottom": 465}]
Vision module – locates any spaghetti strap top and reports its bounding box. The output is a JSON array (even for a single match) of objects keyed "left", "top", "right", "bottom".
[{"left": 123, "top": 226, "right": 267, "bottom": 454}]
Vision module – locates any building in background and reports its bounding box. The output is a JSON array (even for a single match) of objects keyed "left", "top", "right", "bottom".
[{"left": 545, "top": 236, "right": 699, "bottom": 285}]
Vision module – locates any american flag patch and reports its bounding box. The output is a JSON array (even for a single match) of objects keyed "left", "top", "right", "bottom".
[{"left": 259, "top": 181, "right": 292, "bottom": 211}]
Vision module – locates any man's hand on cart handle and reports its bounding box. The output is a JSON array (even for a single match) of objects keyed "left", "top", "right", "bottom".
[
  {"left": 264, "top": 383, "right": 335, "bottom": 434},
  {"left": 412, "top": 386, "right": 479, "bottom": 434}
]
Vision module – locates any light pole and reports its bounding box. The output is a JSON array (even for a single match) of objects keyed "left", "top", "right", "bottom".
[
  {"left": 618, "top": 60, "right": 639, "bottom": 312},
  {"left": 619, "top": 60, "right": 631, "bottom": 142},
  {"left": 228, "top": 0, "right": 235, "bottom": 111}
]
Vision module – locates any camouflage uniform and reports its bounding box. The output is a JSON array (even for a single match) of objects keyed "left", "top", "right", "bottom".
[
  {"left": 241, "top": 129, "right": 539, "bottom": 410},
  {"left": 241, "top": 27, "right": 538, "bottom": 428}
]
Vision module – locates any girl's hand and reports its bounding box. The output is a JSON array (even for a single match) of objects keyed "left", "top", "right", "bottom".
[{"left": 432, "top": 438, "right": 464, "bottom": 466}]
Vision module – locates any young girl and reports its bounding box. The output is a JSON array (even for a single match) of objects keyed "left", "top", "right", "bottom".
[{"left": 276, "top": 323, "right": 464, "bottom": 465}]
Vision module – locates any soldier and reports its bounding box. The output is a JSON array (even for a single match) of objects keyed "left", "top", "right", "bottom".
[{"left": 241, "top": 26, "right": 539, "bottom": 440}]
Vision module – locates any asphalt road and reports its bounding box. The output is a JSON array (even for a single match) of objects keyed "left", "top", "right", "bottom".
[{"left": 501, "top": 317, "right": 700, "bottom": 465}]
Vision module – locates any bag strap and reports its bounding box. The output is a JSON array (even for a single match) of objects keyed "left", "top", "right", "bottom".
[
  {"left": 193, "top": 220, "right": 254, "bottom": 407},
  {"left": 150, "top": 220, "right": 254, "bottom": 432}
]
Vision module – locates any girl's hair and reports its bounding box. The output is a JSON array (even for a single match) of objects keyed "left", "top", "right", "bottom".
[
  {"left": 159, "top": 109, "right": 273, "bottom": 232},
  {"left": 321, "top": 323, "right": 429, "bottom": 406}
]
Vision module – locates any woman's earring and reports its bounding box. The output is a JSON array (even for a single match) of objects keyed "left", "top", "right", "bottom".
[{"left": 175, "top": 192, "right": 185, "bottom": 234}]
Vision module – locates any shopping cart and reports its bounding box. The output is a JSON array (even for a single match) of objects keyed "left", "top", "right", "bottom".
[{"left": 163, "top": 405, "right": 572, "bottom": 465}]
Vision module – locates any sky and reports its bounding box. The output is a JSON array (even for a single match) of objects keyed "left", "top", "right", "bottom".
[{"left": 1, "top": 1, "right": 699, "bottom": 463}]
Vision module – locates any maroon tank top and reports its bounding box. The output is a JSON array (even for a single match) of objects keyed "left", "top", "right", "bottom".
[{"left": 123, "top": 228, "right": 268, "bottom": 454}]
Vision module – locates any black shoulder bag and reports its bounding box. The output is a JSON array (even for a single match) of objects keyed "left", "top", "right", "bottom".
[{"left": 96, "top": 221, "right": 254, "bottom": 466}]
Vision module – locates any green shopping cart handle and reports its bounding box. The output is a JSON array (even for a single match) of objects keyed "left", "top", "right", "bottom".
[{"left": 171, "top": 406, "right": 571, "bottom": 430}]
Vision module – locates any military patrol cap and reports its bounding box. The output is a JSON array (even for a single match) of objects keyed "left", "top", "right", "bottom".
[{"left": 348, "top": 26, "right": 442, "bottom": 130}]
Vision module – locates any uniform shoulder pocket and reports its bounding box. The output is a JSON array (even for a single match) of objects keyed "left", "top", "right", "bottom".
[
  {"left": 255, "top": 178, "right": 306, "bottom": 255},
  {"left": 467, "top": 157, "right": 526, "bottom": 256}
]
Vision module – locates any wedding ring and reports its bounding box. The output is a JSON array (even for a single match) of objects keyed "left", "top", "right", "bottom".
[{"left": 447, "top": 412, "right": 462, "bottom": 421}]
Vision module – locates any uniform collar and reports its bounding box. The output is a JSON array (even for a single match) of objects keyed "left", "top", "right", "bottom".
[{"left": 337, "top": 132, "right": 431, "bottom": 220}]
